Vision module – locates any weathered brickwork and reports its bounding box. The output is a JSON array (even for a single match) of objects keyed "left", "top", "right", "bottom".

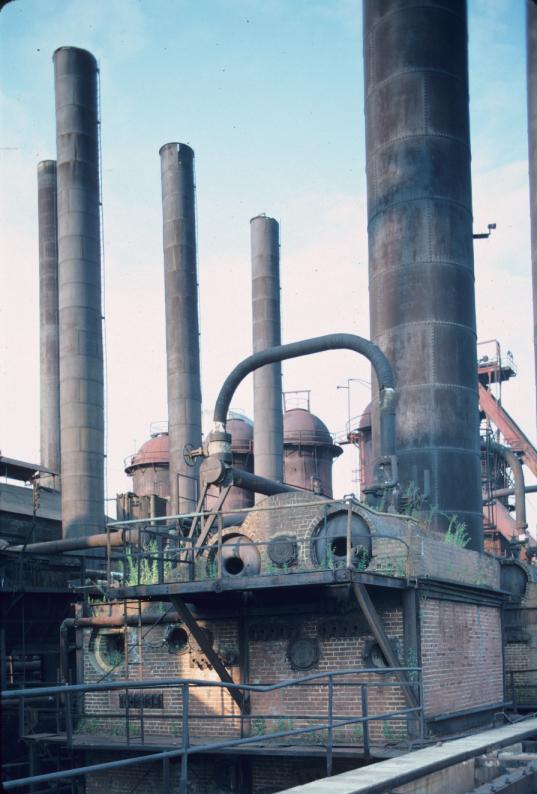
[
  {"left": 420, "top": 599, "right": 503, "bottom": 718},
  {"left": 504, "top": 578, "right": 537, "bottom": 706},
  {"left": 77, "top": 492, "right": 509, "bottom": 793}
]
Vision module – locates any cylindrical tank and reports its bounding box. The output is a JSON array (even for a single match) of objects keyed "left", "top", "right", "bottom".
[
  {"left": 125, "top": 433, "right": 171, "bottom": 499},
  {"left": 207, "top": 412, "right": 255, "bottom": 512},
  {"left": 38, "top": 160, "right": 60, "bottom": 488},
  {"left": 251, "top": 215, "right": 283, "bottom": 494},
  {"left": 527, "top": 0, "right": 537, "bottom": 428},
  {"left": 54, "top": 47, "right": 104, "bottom": 538},
  {"left": 283, "top": 408, "right": 342, "bottom": 498},
  {"left": 160, "top": 143, "right": 203, "bottom": 515},
  {"left": 363, "top": 0, "right": 483, "bottom": 550}
]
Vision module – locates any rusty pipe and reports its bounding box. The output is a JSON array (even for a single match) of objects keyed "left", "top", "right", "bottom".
[
  {"left": 59, "top": 612, "right": 181, "bottom": 683},
  {"left": 484, "top": 441, "right": 527, "bottom": 532},
  {"left": 489, "top": 484, "right": 537, "bottom": 499},
  {"left": 7, "top": 529, "right": 139, "bottom": 554}
]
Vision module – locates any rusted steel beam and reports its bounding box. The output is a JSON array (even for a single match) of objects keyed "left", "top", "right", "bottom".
[
  {"left": 479, "top": 383, "right": 537, "bottom": 477},
  {"left": 192, "top": 486, "right": 232, "bottom": 553},
  {"left": 352, "top": 582, "right": 417, "bottom": 710},
  {"left": 171, "top": 596, "right": 244, "bottom": 710}
]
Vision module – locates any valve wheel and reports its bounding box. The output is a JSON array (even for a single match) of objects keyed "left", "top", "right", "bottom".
[{"left": 183, "top": 443, "right": 197, "bottom": 467}]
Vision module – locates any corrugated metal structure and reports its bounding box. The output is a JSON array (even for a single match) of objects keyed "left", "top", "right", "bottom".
[
  {"left": 37, "top": 160, "right": 60, "bottom": 488},
  {"left": 251, "top": 215, "right": 284, "bottom": 495},
  {"left": 160, "top": 143, "right": 203, "bottom": 515},
  {"left": 363, "top": 0, "right": 483, "bottom": 550},
  {"left": 54, "top": 47, "right": 104, "bottom": 538}
]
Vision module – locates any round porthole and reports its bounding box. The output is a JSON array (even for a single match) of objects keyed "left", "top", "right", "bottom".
[
  {"left": 165, "top": 625, "right": 189, "bottom": 654},
  {"left": 268, "top": 535, "right": 298, "bottom": 567},
  {"left": 92, "top": 630, "right": 125, "bottom": 673},
  {"left": 311, "top": 511, "right": 371, "bottom": 568},
  {"left": 369, "top": 643, "right": 387, "bottom": 668},
  {"left": 287, "top": 637, "right": 320, "bottom": 671},
  {"left": 363, "top": 638, "right": 400, "bottom": 670}
]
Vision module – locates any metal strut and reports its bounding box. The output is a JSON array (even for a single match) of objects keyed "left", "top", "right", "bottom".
[{"left": 352, "top": 582, "right": 418, "bottom": 710}]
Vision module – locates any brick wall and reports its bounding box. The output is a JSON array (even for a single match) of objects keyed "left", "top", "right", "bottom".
[
  {"left": 247, "top": 607, "right": 406, "bottom": 744},
  {"left": 80, "top": 607, "right": 241, "bottom": 741},
  {"left": 420, "top": 598, "right": 503, "bottom": 717},
  {"left": 504, "top": 578, "right": 537, "bottom": 706},
  {"left": 79, "top": 596, "right": 409, "bottom": 747}
]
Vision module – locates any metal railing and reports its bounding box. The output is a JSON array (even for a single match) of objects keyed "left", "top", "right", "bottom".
[
  {"left": 1, "top": 666, "right": 424, "bottom": 792},
  {"left": 106, "top": 498, "right": 412, "bottom": 590}
]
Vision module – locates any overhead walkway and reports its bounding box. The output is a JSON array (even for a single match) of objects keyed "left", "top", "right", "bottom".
[{"left": 280, "top": 717, "right": 537, "bottom": 793}]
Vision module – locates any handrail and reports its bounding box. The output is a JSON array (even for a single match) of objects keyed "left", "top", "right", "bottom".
[
  {"left": 1, "top": 666, "right": 420, "bottom": 700},
  {"left": 2, "top": 666, "right": 424, "bottom": 793}
]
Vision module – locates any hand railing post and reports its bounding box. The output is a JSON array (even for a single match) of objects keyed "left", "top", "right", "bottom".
[
  {"left": 140, "top": 692, "right": 145, "bottom": 744},
  {"left": 346, "top": 498, "right": 353, "bottom": 569},
  {"left": 217, "top": 513, "right": 223, "bottom": 581},
  {"left": 190, "top": 537, "right": 195, "bottom": 582},
  {"left": 361, "top": 684, "right": 369, "bottom": 757},
  {"left": 163, "top": 756, "right": 171, "bottom": 794},
  {"left": 326, "top": 675, "right": 334, "bottom": 777},
  {"left": 418, "top": 668, "right": 425, "bottom": 743},
  {"left": 157, "top": 535, "right": 164, "bottom": 585},
  {"left": 137, "top": 530, "right": 141, "bottom": 586},
  {"left": 65, "top": 690, "right": 73, "bottom": 747},
  {"left": 18, "top": 696, "right": 25, "bottom": 739},
  {"left": 179, "top": 682, "right": 190, "bottom": 794},
  {"left": 125, "top": 688, "right": 130, "bottom": 745}
]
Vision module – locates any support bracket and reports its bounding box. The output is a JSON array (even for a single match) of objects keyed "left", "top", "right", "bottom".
[
  {"left": 352, "top": 581, "right": 418, "bottom": 710},
  {"left": 171, "top": 596, "right": 245, "bottom": 711}
]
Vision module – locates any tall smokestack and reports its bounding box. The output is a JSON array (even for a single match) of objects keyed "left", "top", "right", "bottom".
[
  {"left": 54, "top": 47, "right": 104, "bottom": 538},
  {"left": 251, "top": 215, "right": 283, "bottom": 492},
  {"left": 528, "top": 0, "right": 537, "bottom": 428},
  {"left": 38, "top": 160, "right": 60, "bottom": 487},
  {"left": 363, "top": 0, "right": 483, "bottom": 550},
  {"left": 160, "top": 143, "right": 202, "bottom": 515}
]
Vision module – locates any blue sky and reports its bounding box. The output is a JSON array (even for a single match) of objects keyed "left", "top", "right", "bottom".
[{"left": 1, "top": 0, "right": 535, "bottom": 525}]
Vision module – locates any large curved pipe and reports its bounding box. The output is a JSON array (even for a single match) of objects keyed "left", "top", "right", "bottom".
[
  {"left": 213, "top": 334, "right": 396, "bottom": 459},
  {"left": 484, "top": 441, "right": 527, "bottom": 532}
]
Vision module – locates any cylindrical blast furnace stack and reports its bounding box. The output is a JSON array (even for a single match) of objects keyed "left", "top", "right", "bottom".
[
  {"left": 251, "top": 215, "right": 284, "bottom": 495},
  {"left": 54, "top": 47, "right": 104, "bottom": 537},
  {"left": 160, "top": 143, "right": 202, "bottom": 515},
  {"left": 363, "top": 0, "right": 483, "bottom": 550},
  {"left": 527, "top": 0, "right": 537, "bottom": 428},
  {"left": 38, "top": 160, "right": 61, "bottom": 487}
]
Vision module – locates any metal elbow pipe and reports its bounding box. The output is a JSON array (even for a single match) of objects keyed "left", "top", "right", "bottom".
[
  {"left": 484, "top": 441, "right": 527, "bottom": 532},
  {"left": 231, "top": 468, "right": 300, "bottom": 497},
  {"left": 212, "top": 333, "right": 396, "bottom": 458}
]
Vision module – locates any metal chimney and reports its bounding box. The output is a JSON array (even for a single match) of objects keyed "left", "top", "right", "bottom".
[
  {"left": 251, "top": 215, "right": 284, "bottom": 493},
  {"left": 54, "top": 47, "right": 104, "bottom": 538},
  {"left": 38, "top": 160, "right": 60, "bottom": 488},
  {"left": 528, "top": 0, "right": 537, "bottom": 428},
  {"left": 363, "top": 0, "right": 483, "bottom": 550},
  {"left": 159, "top": 143, "right": 202, "bottom": 515}
]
